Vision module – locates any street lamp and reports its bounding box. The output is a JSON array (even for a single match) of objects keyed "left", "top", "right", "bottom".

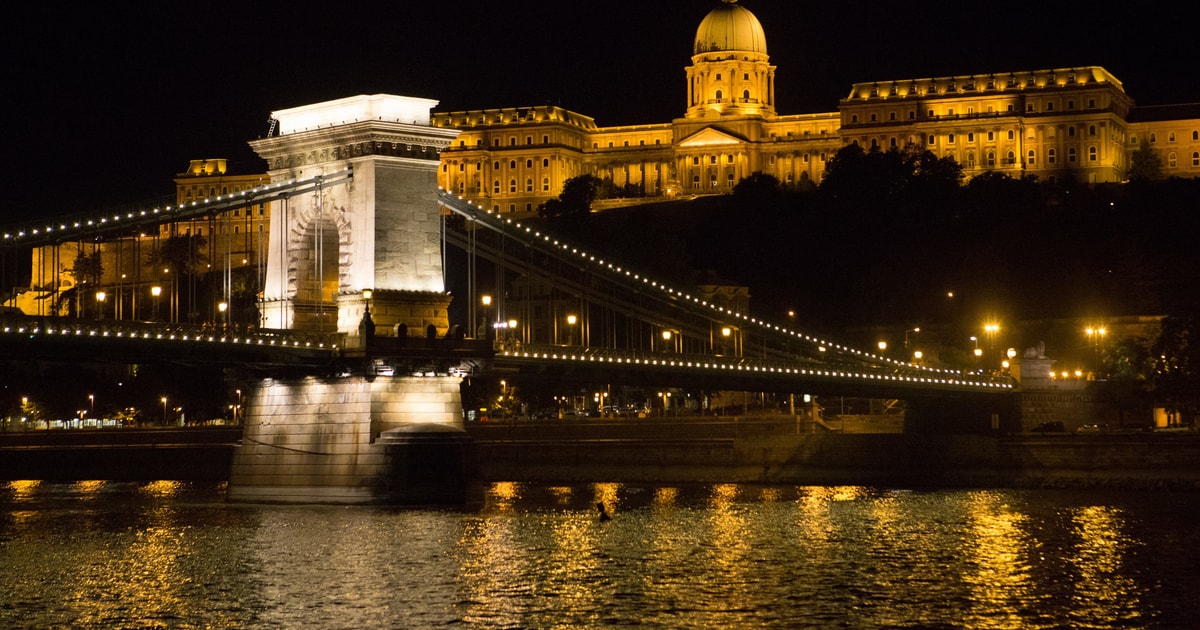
[
  {"left": 95, "top": 290, "right": 106, "bottom": 320},
  {"left": 904, "top": 327, "right": 920, "bottom": 348},
  {"left": 218, "top": 301, "right": 228, "bottom": 327},
  {"left": 877, "top": 340, "right": 888, "bottom": 353},
  {"left": 161, "top": 396, "right": 168, "bottom": 425},
  {"left": 566, "top": 314, "right": 577, "bottom": 345},
  {"left": 151, "top": 285, "right": 162, "bottom": 321},
  {"left": 89, "top": 394, "right": 94, "bottom": 419},
  {"left": 984, "top": 323, "right": 1000, "bottom": 349},
  {"left": 480, "top": 294, "right": 492, "bottom": 338}
]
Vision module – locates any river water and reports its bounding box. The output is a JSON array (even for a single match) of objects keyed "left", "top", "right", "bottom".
[{"left": 1, "top": 481, "right": 1197, "bottom": 629}]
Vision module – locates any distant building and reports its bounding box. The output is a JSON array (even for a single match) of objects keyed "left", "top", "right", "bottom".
[
  {"left": 432, "top": 0, "right": 1200, "bottom": 216},
  {"left": 22, "top": 159, "right": 269, "bottom": 321}
]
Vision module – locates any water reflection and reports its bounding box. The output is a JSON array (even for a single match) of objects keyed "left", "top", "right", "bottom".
[{"left": 0, "top": 481, "right": 1196, "bottom": 628}]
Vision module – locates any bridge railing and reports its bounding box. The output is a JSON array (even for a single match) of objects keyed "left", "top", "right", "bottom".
[
  {"left": 0, "top": 315, "right": 343, "bottom": 351},
  {"left": 497, "top": 344, "right": 1016, "bottom": 391}
]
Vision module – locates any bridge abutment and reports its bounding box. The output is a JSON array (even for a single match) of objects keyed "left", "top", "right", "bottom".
[{"left": 227, "top": 374, "right": 477, "bottom": 504}]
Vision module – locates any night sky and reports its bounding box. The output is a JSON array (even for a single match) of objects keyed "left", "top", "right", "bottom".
[{"left": 5, "top": 1, "right": 1194, "bottom": 223}]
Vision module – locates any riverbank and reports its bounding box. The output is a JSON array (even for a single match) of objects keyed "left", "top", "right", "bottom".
[
  {"left": 466, "top": 418, "right": 1200, "bottom": 491},
  {"left": 2, "top": 422, "right": 1198, "bottom": 491}
]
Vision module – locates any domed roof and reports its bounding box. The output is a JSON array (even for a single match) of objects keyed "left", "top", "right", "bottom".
[{"left": 693, "top": 0, "right": 767, "bottom": 55}]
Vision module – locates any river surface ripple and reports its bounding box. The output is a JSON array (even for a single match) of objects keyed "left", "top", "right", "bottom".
[{"left": 1, "top": 481, "right": 1197, "bottom": 629}]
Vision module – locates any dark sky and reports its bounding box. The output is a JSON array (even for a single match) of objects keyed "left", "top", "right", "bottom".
[{"left": 5, "top": 1, "right": 1194, "bottom": 223}]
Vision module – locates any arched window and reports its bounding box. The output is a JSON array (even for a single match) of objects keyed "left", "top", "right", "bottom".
[
  {"left": 715, "top": 89, "right": 723, "bottom": 100},
  {"left": 493, "top": 180, "right": 500, "bottom": 194},
  {"left": 1027, "top": 150, "right": 1036, "bottom": 165},
  {"left": 509, "top": 179, "right": 516, "bottom": 193},
  {"left": 1088, "top": 146, "right": 1097, "bottom": 161},
  {"left": 543, "top": 177, "right": 550, "bottom": 191},
  {"left": 742, "top": 90, "right": 750, "bottom": 100},
  {"left": 1168, "top": 152, "right": 1177, "bottom": 168},
  {"left": 1048, "top": 148, "right": 1056, "bottom": 164},
  {"left": 525, "top": 178, "right": 533, "bottom": 192}
]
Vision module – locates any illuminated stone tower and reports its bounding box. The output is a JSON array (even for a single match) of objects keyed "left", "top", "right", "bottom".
[
  {"left": 229, "top": 95, "right": 474, "bottom": 505},
  {"left": 249, "top": 94, "right": 460, "bottom": 338},
  {"left": 685, "top": 0, "right": 776, "bottom": 119}
]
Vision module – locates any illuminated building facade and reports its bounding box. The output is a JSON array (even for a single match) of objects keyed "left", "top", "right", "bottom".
[{"left": 433, "top": 0, "right": 1200, "bottom": 215}]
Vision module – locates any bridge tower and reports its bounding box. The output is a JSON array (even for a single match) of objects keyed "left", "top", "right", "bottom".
[
  {"left": 249, "top": 94, "right": 458, "bottom": 337},
  {"left": 228, "top": 95, "right": 474, "bottom": 505}
]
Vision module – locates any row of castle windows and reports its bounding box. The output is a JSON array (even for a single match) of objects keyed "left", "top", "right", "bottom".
[
  {"left": 594, "top": 139, "right": 664, "bottom": 149},
  {"left": 852, "top": 98, "right": 1101, "bottom": 124},
  {"left": 930, "top": 127, "right": 1098, "bottom": 144},
  {"left": 869, "top": 72, "right": 1087, "bottom": 97},
  {"left": 1145, "top": 130, "right": 1200, "bottom": 143},
  {"left": 492, "top": 178, "right": 552, "bottom": 194}
]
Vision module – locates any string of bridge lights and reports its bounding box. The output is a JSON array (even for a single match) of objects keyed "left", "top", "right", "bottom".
[
  {"left": 437, "top": 189, "right": 1008, "bottom": 389},
  {"left": 2, "top": 169, "right": 353, "bottom": 243},
  {"left": 0, "top": 321, "right": 337, "bottom": 351},
  {"left": 494, "top": 347, "right": 1012, "bottom": 390}
]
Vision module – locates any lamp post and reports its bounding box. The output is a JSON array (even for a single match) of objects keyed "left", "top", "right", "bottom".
[
  {"left": 904, "top": 327, "right": 920, "bottom": 348},
  {"left": 984, "top": 323, "right": 1000, "bottom": 350},
  {"left": 566, "top": 313, "right": 577, "bottom": 345},
  {"left": 151, "top": 285, "right": 162, "bottom": 321},
  {"left": 480, "top": 294, "right": 492, "bottom": 338},
  {"left": 95, "top": 291, "right": 106, "bottom": 320},
  {"left": 161, "top": 396, "right": 168, "bottom": 426},
  {"left": 218, "top": 301, "right": 228, "bottom": 328},
  {"left": 89, "top": 394, "right": 94, "bottom": 419}
]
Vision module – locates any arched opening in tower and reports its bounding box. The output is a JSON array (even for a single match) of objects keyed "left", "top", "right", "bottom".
[{"left": 292, "top": 217, "right": 340, "bottom": 331}]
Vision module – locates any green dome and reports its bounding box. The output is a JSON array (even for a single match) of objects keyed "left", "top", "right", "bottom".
[{"left": 693, "top": 0, "right": 767, "bottom": 55}]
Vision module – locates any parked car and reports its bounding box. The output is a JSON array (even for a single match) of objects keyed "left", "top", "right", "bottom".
[
  {"left": 1030, "top": 421, "right": 1065, "bottom": 433},
  {"left": 1075, "top": 424, "right": 1108, "bottom": 434}
]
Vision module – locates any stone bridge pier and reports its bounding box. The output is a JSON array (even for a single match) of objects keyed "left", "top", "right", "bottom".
[{"left": 226, "top": 94, "right": 477, "bottom": 504}]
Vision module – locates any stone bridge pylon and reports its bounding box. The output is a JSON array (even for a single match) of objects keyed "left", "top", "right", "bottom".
[
  {"left": 249, "top": 94, "right": 460, "bottom": 339},
  {"left": 228, "top": 95, "right": 474, "bottom": 505}
]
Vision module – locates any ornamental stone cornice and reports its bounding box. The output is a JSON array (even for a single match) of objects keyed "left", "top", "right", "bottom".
[{"left": 249, "top": 120, "right": 460, "bottom": 171}]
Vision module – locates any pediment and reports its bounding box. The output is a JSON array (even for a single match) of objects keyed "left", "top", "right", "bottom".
[{"left": 677, "top": 126, "right": 747, "bottom": 148}]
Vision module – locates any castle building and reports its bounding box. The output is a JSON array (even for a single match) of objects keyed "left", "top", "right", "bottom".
[{"left": 432, "top": 0, "right": 1200, "bottom": 215}]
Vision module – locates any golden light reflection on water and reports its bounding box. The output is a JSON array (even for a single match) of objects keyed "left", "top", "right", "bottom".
[
  {"left": 547, "top": 485, "right": 574, "bottom": 506},
  {"left": 72, "top": 480, "right": 106, "bottom": 497},
  {"left": 960, "top": 490, "right": 1036, "bottom": 628},
  {"left": 138, "top": 480, "right": 184, "bottom": 497},
  {"left": 6, "top": 479, "right": 41, "bottom": 499},
  {"left": 1068, "top": 504, "right": 1142, "bottom": 624},
  {"left": 591, "top": 482, "right": 620, "bottom": 510},
  {"left": 652, "top": 486, "right": 678, "bottom": 509},
  {"left": 488, "top": 480, "right": 521, "bottom": 511}
]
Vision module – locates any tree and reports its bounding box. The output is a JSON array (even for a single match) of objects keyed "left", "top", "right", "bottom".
[
  {"left": 1151, "top": 316, "right": 1198, "bottom": 425},
  {"left": 1127, "top": 139, "right": 1163, "bottom": 183},
  {"left": 732, "top": 172, "right": 781, "bottom": 203},
  {"left": 67, "top": 248, "right": 104, "bottom": 317},
  {"left": 537, "top": 174, "right": 603, "bottom": 218}
]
